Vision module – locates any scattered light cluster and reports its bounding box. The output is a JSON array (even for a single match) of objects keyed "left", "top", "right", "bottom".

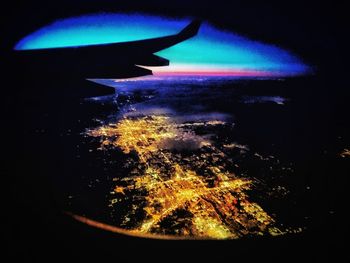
[
  {"left": 87, "top": 115, "right": 285, "bottom": 239},
  {"left": 340, "top": 148, "right": 350, "bottom": 158}
]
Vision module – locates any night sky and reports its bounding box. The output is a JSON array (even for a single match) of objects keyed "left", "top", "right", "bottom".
[{"left": 15, "top": 14, "right": 309, "bottom": 76}]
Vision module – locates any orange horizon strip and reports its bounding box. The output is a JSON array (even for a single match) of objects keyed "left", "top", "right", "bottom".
[{"left": 66, "top": 212, "right": 221, "bottom": 240}]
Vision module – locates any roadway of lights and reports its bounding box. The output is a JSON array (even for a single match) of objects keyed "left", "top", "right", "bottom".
[{"left": 85, "top": 115, "right": 291, "bottom": 239}]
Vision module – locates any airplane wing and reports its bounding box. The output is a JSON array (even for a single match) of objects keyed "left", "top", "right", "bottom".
[
  {"left": 14, "top": 20, "right": 201, "bottom": 98},
  {"left": 85, "top": 19, "right": 202, "bottom": 55}
]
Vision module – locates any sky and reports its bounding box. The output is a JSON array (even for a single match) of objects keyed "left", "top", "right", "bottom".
[{"left": 15, "top": 13, "right": 310, "bottom": 77}]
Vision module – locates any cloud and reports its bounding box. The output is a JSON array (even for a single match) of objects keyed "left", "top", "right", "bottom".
[{"left": 159, "top": 131, "right": 210, "bottom": 151}]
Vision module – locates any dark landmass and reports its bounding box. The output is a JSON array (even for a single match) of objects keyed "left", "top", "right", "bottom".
[{"left": 5, "top": 76, "right": 348, "bottom": 261}]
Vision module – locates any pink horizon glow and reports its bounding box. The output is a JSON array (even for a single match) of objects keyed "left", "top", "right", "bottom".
[
  {"left": 152, "top": 70, "right": 284, "bottom": 77},
  {"left": 141, "top": 64, "right": 303, "bottom": 78}
]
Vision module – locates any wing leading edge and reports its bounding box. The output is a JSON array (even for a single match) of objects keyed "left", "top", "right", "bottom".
[{"left": 14, "top": 20, "right": 201, "bottom": 98}]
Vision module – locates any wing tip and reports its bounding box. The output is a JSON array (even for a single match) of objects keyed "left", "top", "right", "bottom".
[{"left": 178, "top": 20, "right": 201, "bottom": 39}]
